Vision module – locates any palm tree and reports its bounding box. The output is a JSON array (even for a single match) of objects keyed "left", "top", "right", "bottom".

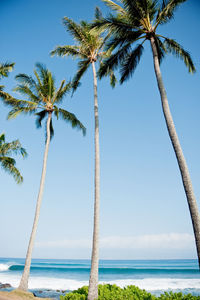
[
  {"left": 0, "top": 62, "right": 15, "bottom": 100},
  {"left": 51, "top": 17, "right": 115, "bottom": 300},
  {"left": 0, "top": 133, "right": 27, "bottom": 183},
  {"left": 2, "top": 63, "right": 86, "bottom": 292},
  {"left": 92, "top": 0, "right": 200, "bottom": 266}
]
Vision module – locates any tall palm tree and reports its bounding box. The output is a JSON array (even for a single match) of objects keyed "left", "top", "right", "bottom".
[
  {"left": 92, "top": 0, "right": 200, "bottom": 266},
  {"left": 0, "top": 62, "right": 15, "bottom": 100},
  {"left": 0, "top": 133, "right": 27, "bottom": 183},
  {"left": 2, "top": 63, "right": 86, "bottom": 292},
  {"left": 51, "top": 17, "right": 115, "bottom": 300}
]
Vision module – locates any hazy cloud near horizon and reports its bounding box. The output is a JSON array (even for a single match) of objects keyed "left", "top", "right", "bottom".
[{"left": 36, "top": 233, "right": 194, "bottom": 250}]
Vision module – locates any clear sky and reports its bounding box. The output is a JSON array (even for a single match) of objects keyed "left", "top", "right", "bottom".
[{"left": 0, "top": 0, "right": 200, "bottom": 260}]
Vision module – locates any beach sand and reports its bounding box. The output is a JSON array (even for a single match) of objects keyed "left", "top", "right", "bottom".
[{"left": 0, "top": 290, "right": 53, "bottom": 300}]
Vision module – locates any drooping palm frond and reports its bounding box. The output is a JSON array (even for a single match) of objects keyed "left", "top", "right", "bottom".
[
  {"left": 0, "top": 133, "right": 27, "bottom": 184},
  {"left": 120, "top": 43, "right": 144, "bottom": 83},
  {"left": 58, "top": 108, "right": 86, "bottom": 135},
  {"left": 71, "top": 59, "right": 90, "bottom": 92},
  {"left": 98, "top": 42, "right": 132, "bottom": 78},
  {"left": 35, "top": 110, "right": 47, "bottom": 128},
  {"left": 0, "top": 156, "right": 23, "bottom": 184},
  {"left": 164, "top": 38, "right": 196, "bottom": 73}
]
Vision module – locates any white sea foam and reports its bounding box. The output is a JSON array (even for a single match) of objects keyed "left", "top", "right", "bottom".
[
  {"left": 0, "top": 264, "right": 10, "bottom": 271},
  {"left": 0, "top": 273, "right": 200, "bottom": 291}
]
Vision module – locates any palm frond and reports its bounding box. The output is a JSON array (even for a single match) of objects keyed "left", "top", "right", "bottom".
[
  {"left": 13, "top": 85, "right": 40, "bottom": 103},
  {"left": 50, "top": 45, "right": 80, "bottom": 58},
  {"left": 0, "top": 88, "right": 13, "bottom": 100},
  {"left": 0, "top": 62, "right": 15, "bottom": 78},
  {"left": 35, "top": 110, "right": 47, "bottom": 128},
  {"left": 102, "top": 0, "right": 125, "bottom": 14},
  {"left": 164, "top": 38, "right": 196, "bottom": 73},
  {"left": 0, "top": 139, "right": 27, "bottom": 158},
  {"left": 53, "top": 81, "right": 72, "bottom": 104},
  {"left": 58, "top": 108, "right": 86, "bottom": 136},
  {"left": 7, "top": 107, "right": 36, "bottom": 120},
  {"left": 98, "top": 43, "right": 131, "bottom": 78},
  {"left": 63, "top": 17, "right": 88, "bottom": 45},
  {"left": 156, "top": 0, "right": 187, "bottom": 26},
  {"left": 72, "top": 59, "right": 90, "bottom": 93},
  {"left": 95, "top": 7, "right": 103, "bottom": 20},
  {"left": 120, "top": 43, "right": 144, "bottom": 83},
  {"left": 15, "top": 73, "right": 36, "bottom": 88},
  {"left": 0, "top": 156, "right": 23, "bottom": 183},
  {"left": 110, "top": 71, "right": 117, "bottom": 88}
]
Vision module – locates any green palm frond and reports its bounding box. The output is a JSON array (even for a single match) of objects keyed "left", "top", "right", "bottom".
[
  {"left": 155, "top": 0, "right": 187, "bottom": 26},
  {"left": 164, "top": 38, "right": 196, "bottom": 73},
  {"left": 0, "top": 156, "right": 23, "bottom": 184},
  {"left": 0, "top": 62, "right": 15, "bottom": 78},
  {"left": 72, "top": 59, "right": 90, "bottom": 92},
  {"left": 50, "top": 45, "right": 81, "bottom": 58},
  {"left": 15, "top": 73, "right": 36, "bottom": 87},
  {"left": 109, "top": 71, "right": 117, "bottom": 88},
  {"left": 95, "top": 7, "right": 103, "bottom": 20},
  {"left": 120, "top": 43, "right": 144, "bottom": 83},
  {"left": 0, "top": 139, "right": 27, "bottom": 158},
  {"left": 13, "top": 85, "right": 40, "bottom": 103},
  {"left": 53, "top": 80, "right": 72, "bottom": 104},
  {"left": 0, "top": 88, "right": 13, "bottom": 100},
  {"left": 58, "top": 108, "right": 86, "bottom": 136},
  {"left": 7, "top": 106, "right": 36, "bottom": 120},
  {"left": 98, "top": 43, "right": 131, "bottom": 78},
  {"left": 0, "top": 133, "right": 27, "bottom": 184},
  {"left": 63, "top": 17, "right": 88, "bottom": 44},
  {"left": 102, "top": 0, "right": 125, "bottom": 14},
  {"left": 105, "top": 29, "right": 144, "bottom": 51}
]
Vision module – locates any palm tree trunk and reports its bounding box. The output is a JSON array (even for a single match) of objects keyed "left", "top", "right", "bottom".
[
  {"left": 150, "top": 36, "right": 200, "bottom": 267},
  {"left": 18, "top": 112, "right": 52, "bottom": 291},
  {"left": 88, "top": 61, "right": 100, "bottom": 300}
]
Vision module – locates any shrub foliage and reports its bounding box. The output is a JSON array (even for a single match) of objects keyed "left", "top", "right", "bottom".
[{"left": 60, "top": 284, "right": 200, "bottom": 300}]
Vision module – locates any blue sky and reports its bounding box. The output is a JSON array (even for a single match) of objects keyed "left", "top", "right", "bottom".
[{"left": 0, "top": 0, "right": 200, "bottom": 260}]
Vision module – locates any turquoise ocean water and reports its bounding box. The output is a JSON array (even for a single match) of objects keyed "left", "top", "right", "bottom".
[{"left": 0, "top": 258, "right": 200, "bottom": 298}]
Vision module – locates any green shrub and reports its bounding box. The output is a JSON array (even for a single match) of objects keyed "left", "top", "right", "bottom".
[
  {"left": 60, "top": 285, "right": 200, "bottom": 300},
  {"left": 158, "top": 291, "right": 200, "bottom": 300}
]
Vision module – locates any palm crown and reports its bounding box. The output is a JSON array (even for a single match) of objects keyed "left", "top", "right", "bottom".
[
  {"left": 3, "top": 63, "right": 86, "bottom": 137},
  {"left": 93, "top": 0, "right": 195, "bottom": 83},
  {"left": 0, "top": 133, "right": 27, "bottom": 184},
  {"left": 51, "top": 16, "right": 116, "bottom": 90}
]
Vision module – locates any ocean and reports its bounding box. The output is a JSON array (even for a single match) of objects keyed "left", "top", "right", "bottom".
[{"left": 0, "top": 258, "right": 200, "bottom": 299}]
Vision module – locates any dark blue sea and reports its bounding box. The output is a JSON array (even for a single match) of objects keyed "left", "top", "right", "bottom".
[{"left": 0, "top": 258, "right": 200, "bottom": 298}]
